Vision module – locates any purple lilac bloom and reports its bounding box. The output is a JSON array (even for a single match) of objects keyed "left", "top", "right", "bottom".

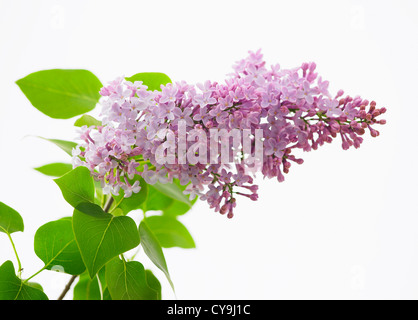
[{"left": 73, "top": 50, "right": 386, "bottom": 218}]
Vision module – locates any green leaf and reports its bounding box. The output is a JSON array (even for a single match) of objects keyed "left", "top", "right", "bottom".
[
  {"left": 105, "top": 257, "right": 158, "bottom": 300},
  {"left": 94, "top": 180, "right": 104, "bottom": 207},
  {"left": 34, "top": 218, "right": 85, "bottom": 275},
  {"left": 125, "top": 72, "right": 171, "bottom": 92},
  {"left": 16, "top": 69, "right": 102, "bottom": 119},
  {"left": 0, "top": 202, "right": 24, "bottom": 235},
  {"left": 73, "top": 268, "right": 106, "bottom": 300},
  {"left": 163, "top": 198, "right": 196, "bottom": 216},
  {"left": 111, "top": 176, "right": 148, "bottom": 215},
  {"left": 73, "top": 202, "right": 140, "bottom": 278},
  {"left": 74, "top": 114, "right": 102, "bottom": 127},
  {"left": 0, "top": 261, "right": 48, "bottom": 300},
  {"left": 54, "top": 166, "right": 95, "bottom": 208},
  {"left": 140, "top": 186, "right": 174, "bottom": 212},
  {"left": 162, "top": 180, "right": 197, "bottom": 216},
  {"left": 145, "top": 269, "right": 162, "bottom": 300},
  {"left": 141, "top": 180, "right": 196, "bottom": 216},
  {"left": 26, "top": 282, "right": 44, "bottom": 292},
  {"left": 103, "top": 288, "right": 112, "bottom": 300},
  {"left": 38, "top": 137, "right": 78, "bottom": 156},
  {"left": 152, "top": 182, "right": 191, "bottom": 207},
  {"left": 34, "top": 162, "right": 73, "bottom": 177},
  {"left": 139, "top": 220, "right": 174, "bottom": 291},
  {"left": 145, "top": 216, "right": 195, "bottom": 249}
]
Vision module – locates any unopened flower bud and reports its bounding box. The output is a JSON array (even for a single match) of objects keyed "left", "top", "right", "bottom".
[
  {"left": 336, "top": 90, "right": 344, "bottom": 98},
  {"left": 249, "top": 194, "right": 258, "bottom": 201},
  {"left": 370, "top": 129, "right": 379, "bottom": 137},
  {"left": 220, "top": 203, "right": 230, "bottom": 215},
  {"left": 342, "top": 140, "right": 350, "bottom": 150}
]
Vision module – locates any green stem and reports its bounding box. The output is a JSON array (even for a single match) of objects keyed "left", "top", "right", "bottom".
[
  {"left": 101, "top": 193, "right": 106, "bottom": 208},
  {"left": 96, "top": 274, "right": 103, "bottom": 300},
  {"left": 23, "top": 266, "right": 46, "bottom": 283},
  {"left": 109, "top": 197, "right": 124, "bottom": 214},
  {"left": 6, "top": 233, "right": 22, "bottom": 277}
]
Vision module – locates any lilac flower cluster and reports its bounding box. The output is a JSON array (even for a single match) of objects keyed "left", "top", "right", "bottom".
[{"left": 73, "top": 50, "right": 386, "bottom": 218}]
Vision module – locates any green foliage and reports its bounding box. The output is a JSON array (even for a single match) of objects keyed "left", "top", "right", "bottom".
[
  {"left": 152, "top": 181, "right": 192, "bottom": 207},
  {"left": 16, "top": 69, "right": 102, "bottom": 119},
  {"left": 73, "top": 203, "right": 140, "bottom": 278},
  {"left": 34, "top": 162, "right": 73, "bottom": 177},
  {"left": 105, "top": 257, "right": 159, "bottom": 300},
  {"left": 74, "top": 114, "right": 102, "bottom": 127},
  {"left": 145, "top": 269, "right": 162, "bottom": 300},
  {"left": 110, "top": 176, "right": 148, "bottom": 215},
  {"left": 0, "top": 202, "right": 24, "bottom": 235},
  {"left": 34, "top": 218, "right": 85, "bottom": 275},
  {"left": 139, "top": 220, "right": 174, "bottom": 291},
  {"left": 0, "top": 261, "right": 48, "bottom": 300},
  {"left": 141, "top": 185, "right": 174, "bottom": 212},
  {"left": 54, "top": 167, "right": 95, "bottom": 208},
  {"left": 73, "top": 269, "right": 108, "bottom": 300},
  {"left": 141, "top": 179, "right": 195, "bottom": 216},
  {"left": 38, "top": 137, "right": 78, "bottom": 156},
  {"left": 145, "top": 215, "right": 195, "bottom": 249},
  {"left": 4, "top": 69, "right": 198, "bottom": 300},
  {"left": 125, "top": 72, "right": 171, "bottom": 91}
]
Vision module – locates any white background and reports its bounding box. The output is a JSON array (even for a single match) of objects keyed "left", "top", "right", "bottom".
[{"left": 0, "top": 0, "right": 417, "bottom": 300}]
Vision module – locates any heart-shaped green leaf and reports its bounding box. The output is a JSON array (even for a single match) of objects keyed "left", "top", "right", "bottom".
[
  {"left": 125, "top": 72, "right": 171, "bottom": 92},
  {"left": 0, "top": 261, "right": 48, "bottom": 300},
  {"left": 105, "top": 257, "right": 159, "bottom": 300},
  {"left": 0, "top": 202, "right": 24, "bottom": 235},
  {"left": 73, "top": 203, "right": 140, "bottom": 278},
  {"left": 145, "top": 216, "right": 195, "bottom": 249},
  {"left": 54, "top": 166, "right": 95, "bottom": 208},
  {"left": 16, "top": 69, "right": 102, "bottom": 119},
  {"left": 34, "top": 218, "right": 85, "bottom": 275}
]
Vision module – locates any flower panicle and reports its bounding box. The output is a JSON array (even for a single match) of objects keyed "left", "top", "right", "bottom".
[{"left": 73, "top": 50, "right": 386, "bottom": 218}]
